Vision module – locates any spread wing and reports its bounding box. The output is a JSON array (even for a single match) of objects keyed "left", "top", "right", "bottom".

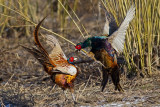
[
  {"left": 102, "top": 6, "right": 118, "bottom": 36},
  {"left": 108, "top": 5, "right": 135, "bottom": 53},
  {"left": 46, "top": 35, "right": 67, "bottom": 63},
  {"left": 46, "top": 35, "right": 77, "bottom": 75}
]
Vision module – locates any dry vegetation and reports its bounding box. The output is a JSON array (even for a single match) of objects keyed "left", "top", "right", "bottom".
[{"left": 0, "top": 0, "right": 160, "bottom": 106}]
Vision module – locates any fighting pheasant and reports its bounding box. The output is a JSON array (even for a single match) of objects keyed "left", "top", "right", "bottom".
[
  {"left": 75, "top": 5, "right": 135, "bottom": 92},
  {"left": 22, "top": 18, "right": 78, "bottom": 101}
]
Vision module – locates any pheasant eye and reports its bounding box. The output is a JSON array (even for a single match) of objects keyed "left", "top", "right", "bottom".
[
  {"left": 75, "top": 45, "right": 81, "bottom": 50},
  {"left": 69, "top": 57, "right": 74, "bottom": 62}
]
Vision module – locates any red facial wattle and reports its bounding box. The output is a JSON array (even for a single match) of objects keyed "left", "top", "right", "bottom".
[
  {"left": 75, "top": 45, "right": 82, "bottom": 50},
  {"left": 69, "top": 57, "right": 74, "bottom": 62}
]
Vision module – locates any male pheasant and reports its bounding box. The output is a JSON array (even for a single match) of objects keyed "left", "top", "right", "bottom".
[
  {"left": 22, "top": 18, "right": 78, "bottom": 101},
  {"left": 75, "top": 5, "right": 135, "bottom": 92}
]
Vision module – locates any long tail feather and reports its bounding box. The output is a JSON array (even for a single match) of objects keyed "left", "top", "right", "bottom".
[
  {"left": 34, "top": 17, "right": 48, "bottom": 55},
  {"left": 33, "top": 17, "right": 56, "bottom": 67},
  {"left": 21, "top": 45, "right": 54, "bottom": 68}
]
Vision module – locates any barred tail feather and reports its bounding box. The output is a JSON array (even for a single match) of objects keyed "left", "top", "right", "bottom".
[{"left": 21, "top": 45, "right": 54, "bottom": 68}]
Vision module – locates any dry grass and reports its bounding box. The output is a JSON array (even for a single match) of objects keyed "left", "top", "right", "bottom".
[{"left": 0, "top": 0, "right": 160, "bottom": 106}]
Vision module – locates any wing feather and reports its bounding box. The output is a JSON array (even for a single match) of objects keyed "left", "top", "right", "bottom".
[
  {"left": 108, "top": 5, "right": 135, "bottom": 53},
  {"left": 46, "top": 35, "right": 67, "bottom": 62},
  {"left": 45, "top": 35, "right": 77, "bottom": 75},
  {"left": 102, "top": 7, "right": 118, "bottom": 36}
]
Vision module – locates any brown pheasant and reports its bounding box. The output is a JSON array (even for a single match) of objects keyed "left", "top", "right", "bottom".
[{"left": 22, "top": 18, "right": 78, "bottom": 101}]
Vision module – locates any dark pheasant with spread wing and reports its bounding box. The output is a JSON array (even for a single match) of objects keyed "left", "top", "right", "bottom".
[
  {"left": 22, "top": 18, "right": 78, "bottom": 101},
  {"left": 75, "top": 5, "right": 135, "bottom": 92}
]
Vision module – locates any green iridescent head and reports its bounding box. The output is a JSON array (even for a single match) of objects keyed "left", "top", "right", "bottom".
[{"left": 75, "top": 38, "right": 92, "bottom": 50}]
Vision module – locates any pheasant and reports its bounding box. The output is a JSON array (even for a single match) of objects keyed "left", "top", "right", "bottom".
[
  {"left": 22, "top": 18, "right": 78, "bottom": 101},
  {"left": 75, "top": 5, "right": 135, "bottom": 92}
]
